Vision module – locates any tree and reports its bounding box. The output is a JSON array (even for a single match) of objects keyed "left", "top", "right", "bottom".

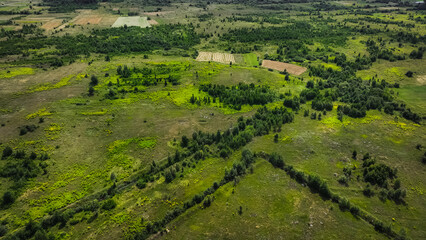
[
  {"left": 274, "top": 134, "right": 279, "bottom": 143},
  {"left": 181, "top": 135, "right": 189, "bottom": 147},
  {"left": 306, "top": 80, "right": 314, "bottom": 88},
  {"left": 34, "top": 230, "right": 49, "bottom": 240},
  {"left": 2, "top": 146, "right": 13, "bottom": 159},
  {"left": 101, "top": 199, "right": 117, "bottom": 210},
  {"left": 0, "top": 225, "right": 7, "bottom": 237},
  {"left": 394, "top": 179, "right": 401, "bottom": 189},
  {"left": 30, "top": 151, "right": 37, "bottom": 160},
  {"left": 405, "top": 71, "right": 413, "bottom": 77},
  {"left": 105, "top": 55, "right": 111, "bottom": 61},
  {"left": 88, "top": 86, "right": 94, "bottom": 96},
  {"left": 90, "top": 75, "right": 98, "bottom": 86},
  {"left": 352, "top": 150, "right": 357, "bottom": 160},
  {"left": 2, "top": 191, "right": 15, "bottom": 206}
]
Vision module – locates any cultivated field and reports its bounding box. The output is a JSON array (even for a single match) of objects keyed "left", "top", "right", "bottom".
[
  {"left": 261, "top": 60, "right": 307, "bottom": 75},
  {"left": 41, "top": 19, "right": 63, "bottom": 30},
  {"left": 74, "top": 15, "right": 103, "bottom": 25},
  {"left": 196, "top": 52, "right": 236, "bottom": 64},
  {"left": 112, "top": 16, "right": 150, "bottom": 28}
]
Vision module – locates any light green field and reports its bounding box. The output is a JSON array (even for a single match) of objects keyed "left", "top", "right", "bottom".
[
  {"left": 243, "top": 53, "right": 259, "bottom": 66},
  {"left": 112, "top": 16, "right": 150, "bottom": 28}
]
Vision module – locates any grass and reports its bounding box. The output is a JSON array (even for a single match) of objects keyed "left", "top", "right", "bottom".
[
  {"left": 243, "top": 53, "right": 259, "bottom": 66},
  {"left": 0, "top": 2, "right": 425, "bottom": 240},
  {"left": 0, "top": 67, "right": 34, "bottom": 78},
  {"left": 165, "top": 160, "right": 385, "bottom": 240},
  {"left": 396, "top": 85, "right": 426, "bottom": 114}
]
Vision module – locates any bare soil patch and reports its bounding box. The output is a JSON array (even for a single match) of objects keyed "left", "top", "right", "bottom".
[
  {"left": 261, "top": 60, "right": 307, "bottom": 75},
  {"left": 416, "top": 75, "right": 426, "bottom": 85},
  {"left": 148, "top": 19, "right": 159, "bottom": 25},
  {"left": 74, "top": 15, "right": 103, "bottom": 25}
]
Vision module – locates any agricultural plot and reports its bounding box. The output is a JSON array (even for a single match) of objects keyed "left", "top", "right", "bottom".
[
  {"left": 41, "top": 19, "right": 63, "bottom": 30},
  {"left": 112, "top": 16, "right": 150, "bottom": 28},
  {"left": 196, "top": 52, "right": 235, "bottom": 64},
  {"left": 73, "top": 15, "right": 103, "bottom": 25},
  {"left": 261, "top": 60, "right": 307, "bottom": 75},
  {"left": 243, "top": 53, "right": 259, "bottom": 66}
]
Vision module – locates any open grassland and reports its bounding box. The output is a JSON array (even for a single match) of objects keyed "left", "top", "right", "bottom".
[{"left": 0, "top": 1, "right": 425, "bottom": 240}]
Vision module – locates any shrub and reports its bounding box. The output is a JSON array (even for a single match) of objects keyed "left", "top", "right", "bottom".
[
  {"left": 363, "top": 185, "right": 374, "bottom": 197},
  {"left": 0, "top": 225, "right": 7, "bottom": 237},
  {"left": 338, "top": 197, "right": 351, "bottom": 211},
  {"left": 2, "top": 146, "right": 12, "bottom": 159},
  {"left": 90, "top": 76, "right": 98, "bottom": 86},
  {"left": 136, "top": 179, "right": 147, "bottom": 189},
  {"left": 2, "top": 191, "right": 15, "bottom": 206},
  {"left": 30, "top": 152, "right": 37, "bottom": 160},
  {"left": 338, "top": 176, "right": 348, "bottom": 185},
  {"left": 101, "top": 199, "right": 117, "bottom": 210},
  {"left": 203, "top": 195, "right": 212, "bottom": 208}
]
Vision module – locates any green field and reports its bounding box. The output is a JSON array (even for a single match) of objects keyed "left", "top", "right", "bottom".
[{"left": 243, "top": 53, "right": 259, "bottom": 66}]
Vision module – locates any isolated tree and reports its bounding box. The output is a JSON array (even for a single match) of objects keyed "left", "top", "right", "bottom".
[
  {"left": 352, "top": 150, "right": 357, "bottom": 160},
  {"left": 90, "top": 75, "right": 98, "bottom": 86},
  {"left": 2, "top": 191, "right": 15, "bottom": 206},
  {"left": 88, "top": 86, "right": 95, "bottom": 96}
]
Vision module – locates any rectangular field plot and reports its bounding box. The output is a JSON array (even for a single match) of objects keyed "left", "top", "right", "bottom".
[
  {"left": 261, "top": 60, "right": 307, "bottom": 75},
  {"left": 196, "top": 52, "right": 235, "bottom": 64},
  {"left": 112, "top": 16, "right": 150, "bottom": 28}
]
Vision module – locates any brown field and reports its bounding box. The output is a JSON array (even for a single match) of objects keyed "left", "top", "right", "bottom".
[
  {"left": 196, "top": 52, "right": 235, "bottom": 64},
  {"left": 41, "top": 19, "right": 63, "bottom": 30},
  {"left": 74, "top": 15, "right": 103, "bottom": 25},
  {"left": 148, "top": 19, "right": 159, "bottom": 25},
  {"left": 261, "top": 60, "right": 307, "bottom": 75}
]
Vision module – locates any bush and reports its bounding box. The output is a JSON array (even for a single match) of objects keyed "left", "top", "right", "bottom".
[
  {"left": 338, "top": 176, "right": 348, "bottom": 185},
  {"left": 90, "top": 76, "right": 98, "bottom": 86},
  {"left": 0, "top": 225, "right": 8, "bottom": 237},
  {"left": 101, "top": 199, "right": 117, "bottom": 210},
  {"left": 2, "top": 146, "right": 13, "bottom": 159},
  {"left": 363, "top": 185, "right": 374, "bottom": 197},
  {"left": 2, "top": 191, "right": 15, "bottom": 206},
  {"left": 136, "top": 179, "right": 147, "bottom": 189},
  {"left": 338, "top": 197, "right": 351, "bottom": 211},
  {"left": 203, "top": 195, "right": 213, "bottom": 208}
]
